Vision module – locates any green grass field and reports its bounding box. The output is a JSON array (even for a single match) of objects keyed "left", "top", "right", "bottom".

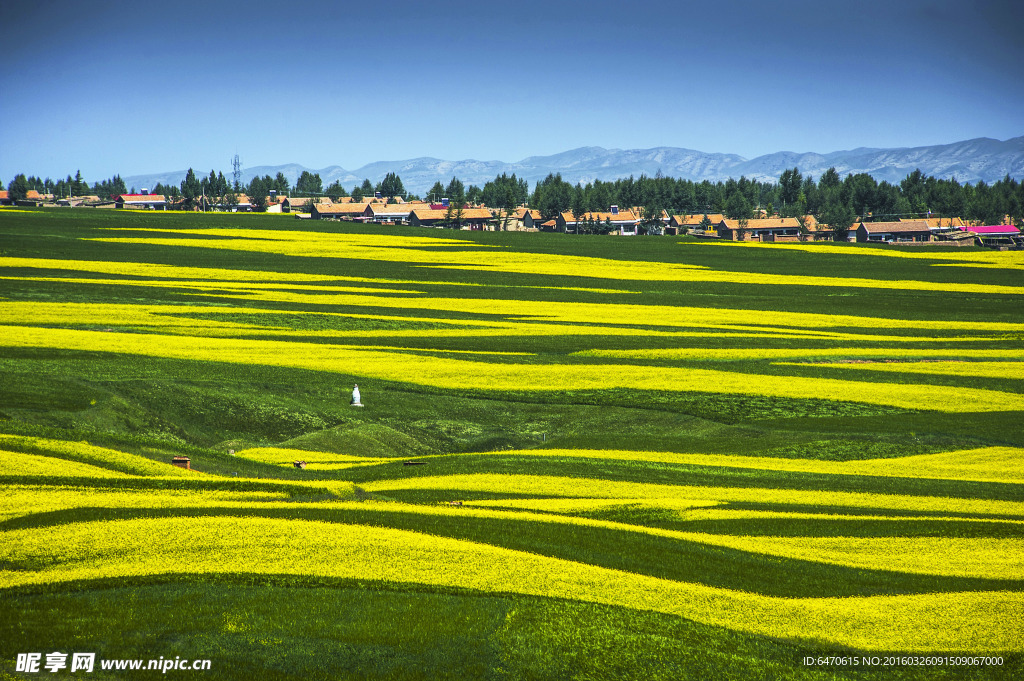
[{"left": 1, "top": 208, "right": 1022, "bottom": 680}]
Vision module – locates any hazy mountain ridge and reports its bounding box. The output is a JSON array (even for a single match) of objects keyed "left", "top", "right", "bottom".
[{"left": 124, "top": 136, "right": 1024, "bottom": 195}]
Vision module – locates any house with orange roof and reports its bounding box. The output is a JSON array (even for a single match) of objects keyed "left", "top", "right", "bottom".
[
  {"left": 900, "top": 216, "right": 965, "bottom": 230},
  {"left": 232, "top": 194, "right": 255, "bottom": 211},
  {"left": 715, "top": 217, "right": 803, "bottom": 241},
  {"left": 310, "top": 202, "right": 370, "bottom": 220},
  {"left": 0, "top": 190, "right": 10, "bottom": 206},
  {"left": 409, "top": 207, "right": 494, "bottom": 229},
  {"left": 226, "top": 194, "right": 284, "bottom": 212},
  {"left": 669, "top": 213, "right": 725, "bottom": 230},
  {"left": 366, "top": 201, "right": 432, "bottom": 224},
  {"left": 628, "top": 207, "right": 671, "bottom": 224},
  {"left": 557, "top": 206, "right": 639, "bottom": 233},
  {"left": 283, "top": 196, "right": 333, "bottom": 213},
  {"left": 514, "top": 208, "right": 543, "bottom": 230},
  {"left": 13, "top": 189, "right": 47, "bottom": 206}
]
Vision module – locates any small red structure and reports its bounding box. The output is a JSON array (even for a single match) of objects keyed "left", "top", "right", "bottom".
[{"left": 171, "top": 456, "right": 191, "bottom": 470}]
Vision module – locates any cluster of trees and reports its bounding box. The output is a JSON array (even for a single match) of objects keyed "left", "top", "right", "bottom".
[
  {"left": 152, "top": 169, "right": 298, "bottom": 211},
  {"left": 345, "top": 174, "right": 413, "bottom": 202},
  {"left": 295, "top": 171, "right": 323, "bottom": 196},
  {"left": 4, "top": 170, "right": 128, "bottom": 202},
  {"left": 523, "top": 168, "right": 1024, "bottom": 230}
]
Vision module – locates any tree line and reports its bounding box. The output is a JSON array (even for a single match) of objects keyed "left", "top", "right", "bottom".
[
  {"left": 527, "top": 168, "right": 1023, "bottom": 229},
  {"left": 5, "top": 164, "right": 1022, "bottom": 228},
  {"left": 5, "top": 170, "right": 127, "bottom": 202}
]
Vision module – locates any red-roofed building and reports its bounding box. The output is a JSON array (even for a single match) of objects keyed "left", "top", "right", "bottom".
[
  {"left": 958, "top": 224, "right": 1021, "bottom": 246},
  {"left": 960, "top": 224, "right": 1020, "bottom": 237}
]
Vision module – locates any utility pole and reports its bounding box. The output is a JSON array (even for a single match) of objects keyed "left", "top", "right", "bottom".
[{"left": 232, "top": 154, "right": 242, "bottom": 192}]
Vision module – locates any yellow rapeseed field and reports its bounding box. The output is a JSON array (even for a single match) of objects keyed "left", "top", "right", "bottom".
[
  {"left": 0, "top": 485, "right": 293, "bottom": 523},
  {"left": 686, "top": 240, "right": 1024, "bottom": 270},
  {"left": 365, "top": 474, "right": 1024, "bottom": 517},
  {"left": 577, "top": 347, "right": 1017, "bottom": 361},
  {"left": 775, "top": 360, "right": 1024, "bottom": 380},
  {"left": 678, "top": 534, "right": 1024, "bottom": 580},
  {"left": 1, "top": 326, "right": 1021, "bottom": 412},
  {"left": 437, "top": 447, "right": 1024, "bottom": 484},
  {"left": 0, "top": 435, "right": 198, "bottom": 477},
  {"left": 1, "top": 516, "right": 1020, "bottom": 653},
  {"left": 0, "top": 450, "right": 132, "bottom": 479},
  {"left": 86, "top": 229, "right": 1024, "bottom": 295},
  {"left": 3, "top": 220, "right": 1022, "bottom": 662},
  {"left": 233, "top": 447, "right": 388, "bottom": 469},
  {"left": 0, "top": 256, "right": 630, "bottom": 294}
]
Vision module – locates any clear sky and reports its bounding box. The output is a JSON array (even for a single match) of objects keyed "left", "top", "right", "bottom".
[{"left": 2, "top": 0, "right": 1022, "bottom": 182}]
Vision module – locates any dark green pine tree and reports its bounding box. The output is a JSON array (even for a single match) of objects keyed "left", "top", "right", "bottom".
[
  {"left": 7, "top": 174, "right": 30, "bottom": 202},
  {"left": 380, "top": 172, "right": 405, "bottom": 200},
  {"left": 180, "top": 168, "right": 201, "bottom": 209},
  {"left": 427, "top": 181, "right": 445, "bottom": 203}
]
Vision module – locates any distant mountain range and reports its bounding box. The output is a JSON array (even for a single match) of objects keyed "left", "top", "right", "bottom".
[{"left": 124, "top": 136, "right": 1024, "bottom": 196}]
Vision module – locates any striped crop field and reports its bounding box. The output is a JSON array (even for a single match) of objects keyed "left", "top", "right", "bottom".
[{"left": 0, "top": 208, "right": 1021, "bottom": 680}]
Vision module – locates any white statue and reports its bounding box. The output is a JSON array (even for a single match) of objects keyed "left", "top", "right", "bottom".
[{"left": 351, "top": 384, "right": 362, "bottom": 407}]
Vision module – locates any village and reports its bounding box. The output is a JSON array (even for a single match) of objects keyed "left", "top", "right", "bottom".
[{"left": 2, "top": 185, "right": 1020, "bottom": 250}]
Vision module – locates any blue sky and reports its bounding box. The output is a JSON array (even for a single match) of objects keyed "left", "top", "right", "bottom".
[{"left": 1, "top": 0, "right": 1022, "bottom": 182}]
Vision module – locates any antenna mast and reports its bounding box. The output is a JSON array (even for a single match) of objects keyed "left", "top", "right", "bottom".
[{"left": 232, "top": 154, "right": 242, "bottom": 191}]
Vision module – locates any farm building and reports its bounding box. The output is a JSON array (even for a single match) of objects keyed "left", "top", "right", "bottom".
[
  {"left": 557, "top": 207, "right": 639, "bottom": 233},
  {"left": 114, "top": 193, "right": 168, "bottom": 210},
  {"left": 14, "top": 190, "right": 47, "bottom": 207},
  {"left": 902, "top": 216, "right": 966, "bottom": 230},
  {"left": 716, "top": 217, "right": 803, "bottom": 241},
  {"left": 855, "top": 220, "right": 933, "bottom": 243},
  {"left": 283, "top": 196, "right": 333, "bottom": 213},
  {"left": 409, "top": 208, "right": 494, "bottom": 229},
  {"left": 626, "top": 208, "right": 671, "bottom": 228},
  {"left": 310, "top": 203, "right": 369, "bottom": 220},
  {"left": 366, "top": 201, "right": 432, "bottom": 224},
  {"left": 514, "top": 208, "right": 543, "bottom": 230},
  {"left": 959, "top": 224, "right": 1021, "bottom": 246},
  {"left": 670, "top": 213, "right": 725, "bottom": 232},
  {"left": 0, "top": 191, "right": 10, "bottom": 206},
  {"left": 959, "top": 224, "right": 1020, "bottom": 237}
]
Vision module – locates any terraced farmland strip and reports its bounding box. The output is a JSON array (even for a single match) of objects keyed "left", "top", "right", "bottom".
[{"left": 1, "top": 515, "right": 1020, "bottom": 653}]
